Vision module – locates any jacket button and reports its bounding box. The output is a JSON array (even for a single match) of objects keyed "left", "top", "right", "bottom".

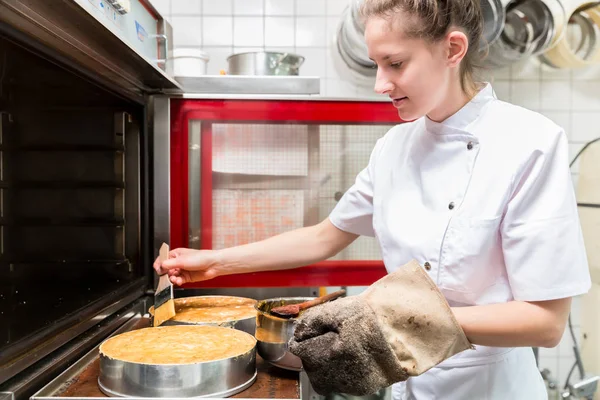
[
  {"left": 467, "top": 141, "right": 474, "bottom": 150},
  {"left": 424, "top": 262, "right": 431, "bottom": 271},
  {"left": 448, "top": 202, "right": 455, "bottom": 210}
]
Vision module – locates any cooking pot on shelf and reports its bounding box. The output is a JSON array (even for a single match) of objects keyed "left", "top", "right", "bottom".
[
  {"left": 485, "top": 0, "right": 565, "bottom": 67},
  {"left": 226, "top": 52, "right": 305, "bottom": 76},
  {"left": 540, "top": 3, "right": 600, "bottom": 68}
]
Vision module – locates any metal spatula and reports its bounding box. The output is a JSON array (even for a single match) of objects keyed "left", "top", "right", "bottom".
[{"left": 153, "top": 243, "right": 175, "bottom": 327}]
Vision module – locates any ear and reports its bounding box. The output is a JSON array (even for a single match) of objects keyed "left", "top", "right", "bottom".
[{"left": 446, "top": 30, "right": 469, "bottom": 68}]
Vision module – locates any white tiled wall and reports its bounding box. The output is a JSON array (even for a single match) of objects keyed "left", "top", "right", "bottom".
[{"left": 152, "top": 0, "right": 600, "bottom": 392}]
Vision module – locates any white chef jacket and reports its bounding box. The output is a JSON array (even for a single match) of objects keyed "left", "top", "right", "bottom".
[{"left": 328, "top": 83, "right": 592, "bottom": 399}]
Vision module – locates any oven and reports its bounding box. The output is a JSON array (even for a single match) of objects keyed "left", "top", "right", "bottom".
[
  {"left": 0, "top": 1, "right": 397, "bottom": 400},
  {"left": 0, "top": 1, "right": 175, "bottom": 398}
]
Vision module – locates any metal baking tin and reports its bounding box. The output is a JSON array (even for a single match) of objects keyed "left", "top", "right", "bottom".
[{"left": 98, "top": 330, "right": 257, "bottom": 398}]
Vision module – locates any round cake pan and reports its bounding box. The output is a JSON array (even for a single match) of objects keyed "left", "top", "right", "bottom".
[
  {"left": 98, "top": 342, "right": 256, "bottom": 398},
  {"left": 150, "top": 295, "right": 257, "bottom": 335}
]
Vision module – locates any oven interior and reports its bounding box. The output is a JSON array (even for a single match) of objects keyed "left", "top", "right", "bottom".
[{"left": 0, "top": 33, "right": 150, "bottom": 387}]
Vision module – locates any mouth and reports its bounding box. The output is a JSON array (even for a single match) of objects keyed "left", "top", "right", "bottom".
[{"left": 391, "top": 97, "right": 408, "bottom": 107}]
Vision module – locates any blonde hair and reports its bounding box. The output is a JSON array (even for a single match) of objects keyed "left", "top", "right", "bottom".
[{"left": 360, "top": 0, "right": 484, "bottom": 93}]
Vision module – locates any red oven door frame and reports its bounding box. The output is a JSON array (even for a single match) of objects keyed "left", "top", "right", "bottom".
[{"left": 170, "top": 99, "right": 402, "bottom": 287}]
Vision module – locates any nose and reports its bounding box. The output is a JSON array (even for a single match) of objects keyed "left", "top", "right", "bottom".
[{"left": 374, "top": 68, "right": 394, "bottom": 94}]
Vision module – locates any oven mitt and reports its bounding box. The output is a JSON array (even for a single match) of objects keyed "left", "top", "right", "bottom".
[{"left": 288, "top": 260, "right": 473, "bottom": 396}]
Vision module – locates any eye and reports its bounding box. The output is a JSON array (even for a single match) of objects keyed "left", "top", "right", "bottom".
[
  {"left": 390, "top": 62, "right": 403, "bottom": 69},
  {"left": 370, "top": 63, "right": 378, "bottom": 70}
]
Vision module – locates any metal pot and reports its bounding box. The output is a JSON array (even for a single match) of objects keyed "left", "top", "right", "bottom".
[
  {"left": 227, "top": 52, "right": 305, "bottom": 76},
  {"left": 485, "top": 0, "right": 561, "bottom": 67},
  {"left": 254, "top": 297, "right": 314, "bottom": 371},
  {"left": 480, "top": 0, "right": 506, "bottom": 49}
]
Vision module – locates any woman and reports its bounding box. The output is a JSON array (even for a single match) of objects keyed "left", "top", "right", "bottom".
[{"left": 155, "top": 0, "right": 591, "bottom": 398}]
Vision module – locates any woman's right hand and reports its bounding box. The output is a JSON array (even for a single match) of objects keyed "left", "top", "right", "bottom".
[{"left": 153, "top": 248, "right": 220, "bottom": 286}]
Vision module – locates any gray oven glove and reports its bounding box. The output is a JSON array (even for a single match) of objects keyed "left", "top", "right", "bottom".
[{"left": 288, "top": 260, "right": 472, "bottom": 396}]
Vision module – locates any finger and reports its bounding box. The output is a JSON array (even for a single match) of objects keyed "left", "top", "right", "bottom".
[
  {"left": 161, "top": 257, "right": 183, "bottom": 270},
  {"left": 169, "top": 247, "right": 194, "bottom": 258},
  {"left": 153, "top": 256, "right": 161, "bottom": 272},
  {"left": 170, "top": 275, "right": 186, "bottom": 286}
]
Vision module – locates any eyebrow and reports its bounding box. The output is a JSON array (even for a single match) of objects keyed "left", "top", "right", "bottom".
[{"left": 369, "top": 53, "right": 405, "bottom": 62}]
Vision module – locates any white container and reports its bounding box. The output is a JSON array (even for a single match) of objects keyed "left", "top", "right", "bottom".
[{"left": 171, "top": 48, "right": 210, "bottom": 77}]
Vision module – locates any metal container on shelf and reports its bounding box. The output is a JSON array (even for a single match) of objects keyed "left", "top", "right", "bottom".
[
  {"left": 227, "top": 52, "right": 305, "bottom": 76},
  {"left": 254, "top": 297, "right": 314, "bottom": 371}
]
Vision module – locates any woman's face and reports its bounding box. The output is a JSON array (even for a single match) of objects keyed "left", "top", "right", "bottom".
[{"left": 365, "top": 15, "right": 459, "bottom": 121}]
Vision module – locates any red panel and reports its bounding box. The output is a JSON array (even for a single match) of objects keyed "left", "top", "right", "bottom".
[
  {"left": 170, "top": 99, "right": 398, "bottom": 287},
  {"left": 171, "top": 99, "right": 403, "bottom": 124},
  {"left": 170, "top": 100, "right": 187, "bottom": 249},
  {"left": 181, "top": 261, "right": 388, "bottom": 288}
]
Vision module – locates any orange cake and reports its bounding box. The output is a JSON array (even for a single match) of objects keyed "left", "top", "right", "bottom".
[
  {"left": 172, "top": 296, "right": 257, "bottom": 324},
  {"left": 99, "top": 325, "right": 256, "bottom": 364}
]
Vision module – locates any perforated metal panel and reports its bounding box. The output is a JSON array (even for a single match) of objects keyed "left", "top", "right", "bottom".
[{"left": 193, "top": 123, "right": 394, "bottom": 261}]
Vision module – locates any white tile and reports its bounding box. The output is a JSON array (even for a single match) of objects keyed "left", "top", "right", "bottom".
[
  {"left": 298, "top": 48, "right": 326, "bottom": 77},
  {"left": 296, "top": 17, "right": 327, "bottom": 47},
  {"left": 570, "top": 296, "right": 582, "bottom": 323},
  {"left": 326, "top": 16, "right": 341, "bottom": 48},
  {"left": 171, "top": 0, "right": 201, "bottom": 14},
  {"left": 569, "top": 143, "right": 585, "bottom": 168},
  {"left": 202, "top": 17, "right": 233, "bottom": 46},
  {"left": 233, "top": 46, "right": 265, "bottom": 53},
  {"left": 326, "top": 44, "right": 344, "bottom": 79},
  {"left": 150, "top": 0, "right": 171, "bottom": 16},
  {"left": 540, "top": 81, "right": 571, "bottom": 111},
  {"left": 558, "top": 325, "right": 582, "bottom": 357},
  {"left": 572, "top": 172, "right": 580, "bottom": 189},
  {"left": 490, "top": 66, "right": 511, "bottom": 80},
  {"left": 233, "top": 17, "right": 264, "bottom": 46},
  {"left": 325, "top": 78, "right": 356, "bottom": 97},
  {"left": 171, "top": 16, "right": 203, "bottom": 47},
  {"left": 326, "top": 0, "right": 348, "bottom": 15},
  {"left": 265, "top": 0, "right": 294, "bottom": 15},
  {"left": 512, "top": 58, "right": 541, "bottom": 80},
  {"left": 492, "top": 81, "right": 510, "bottom": 102},
  {"left": 542, "top": 111, "right": 570, "bottom": 132},
  {"left": 234, "top": 0, "right": 264, "bottom": 15},
  {"left": 356, "top": 84, "right": 388, "bottom": 101},
  {"left": 541, "top": 63, "right": 571, "bottom": 81},
  {"left": 572, "top": 64, "right": 600, "bottom": 81},
  {"left": 572, "top": 81, "right": 600, "bottom": 111},
  {"left": 264, "top": 46, "right": 296, "bottom": 53},
  {"left": 205, "top": 46, "right": 233, "bottom": 74},
  {"left": 538, "top": 346, "right": 559, "bottom": 358},
  {"left": 510, "top": 81, "right": 540, "bottom": 110},
  {"left": 202, "top": 0, "right": 233, "bottom": 15},
  {"left": 571, "top": 112, "right": 600, "bottom": 142},
  {"left": 264, "top": 17, "right": 295, "bottom": 46},
  {"left": 538, "top": 356, "right": 559, "bottom": 377},
  {"left": 296, "top": 0, "right": 326, "bottom": 15},
  {"left": 557, "top": 358, "right": 577, "bottom": 389}
]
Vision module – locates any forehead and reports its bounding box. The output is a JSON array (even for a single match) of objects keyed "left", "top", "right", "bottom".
[{"left": 364, "top": 16, "right": 418, "bottom": 59}]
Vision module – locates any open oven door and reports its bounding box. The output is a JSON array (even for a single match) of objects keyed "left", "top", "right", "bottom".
[{"left": 0, "top": 1, "right": 180, "bottom": 399}]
